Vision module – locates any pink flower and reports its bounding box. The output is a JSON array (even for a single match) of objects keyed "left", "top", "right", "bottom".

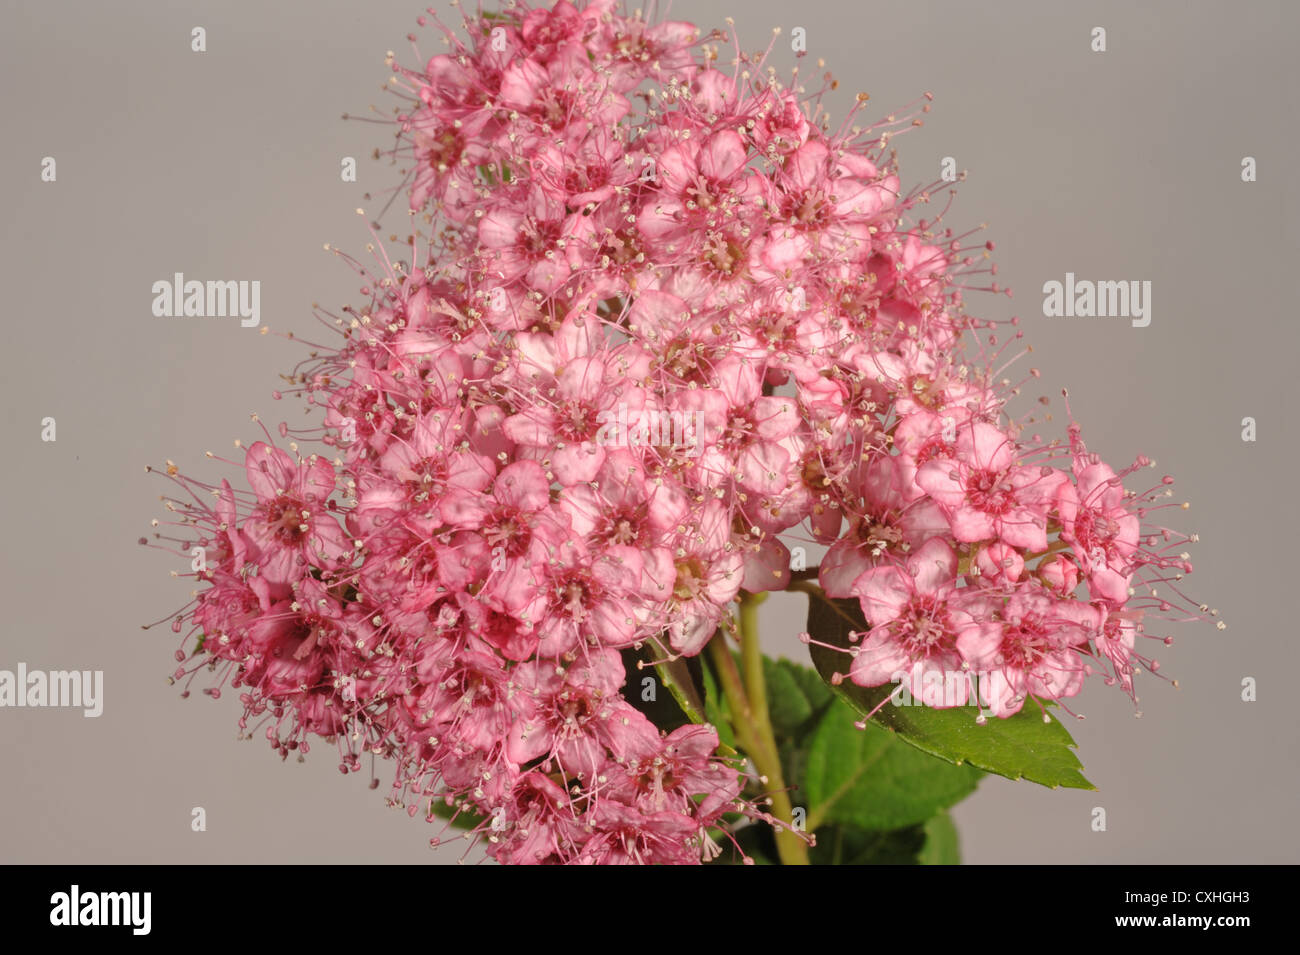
[
  {"left": 353, "top": 408, "right": 495, "bottom": 534},
  {"left": 608, "top": 722, "right": 743, "bottom": 821},
  {"left": 477, "top": 190, "right": 579, "bottom": 294},
  {"left": 820, "top": 455, "right": 949, "bottom": 597},
  {"left": 749, "top": 90, "right": 811, "bottom": 154},
  {"left": 956, "top": 592, "right": 1100, "bottom": 716},
  {"left": 1056, "top": 460, "right": 1140, "bottom": 605},
  {"left": 503, "top": 355, "right": 647, "bottom": 485},
  {"left": 505, "top": 650, "right": 628, "bottom": 775},
  {"left": 1091, "top": 605, "right": 1144, "bottom": 698},
  {"left": 1038, "top": 554, "right": 1081, "bottom": 596},
  {"left": 440, "top": 460, "right": 570, "bottom": 616},
  {"left": 662, "top": 501, "right": 744, "bottom": 655},
  {"left": 676, "top": 357, "right": 802, "bottom": 495},
  {"left": 637, "top": 130, "right": 766, "bottom": 243},
  {"left": 149, "top": 0, "right": 1208, "bottom": 865},
  {"left": 490, "top": 771, "right": 583, "bottom": 865},
  {"left": 525, "top": 538, "right": 647, "bottom": 656},
  {"left": 917, "top": 422, "right": 1066, "bottom": 552},
  {"left": 240, "top": 442, "right": 349, "bottom": 589},
  {"left": 849, "top": 539, "right": 976, "bottom": 707},
  {"left": 975, "top": 541, "right": 1025, "bottom": 585}
]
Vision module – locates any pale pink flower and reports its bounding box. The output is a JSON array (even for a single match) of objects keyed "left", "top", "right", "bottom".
[
  {"left": 1056, "top": 460, "right": 1140, "bottom": 605},
  {"left": 849, "top": 538, "right": 975, "bottom": 707},
  {"left": 916, "top": 421, "right": 1066, "bottom": 551},
  {"left": 956, "top": 592, "right": 1101, "bottom": 716}
]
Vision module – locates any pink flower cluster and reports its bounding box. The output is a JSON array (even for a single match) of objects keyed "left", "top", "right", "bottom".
[
  {"left": 838, "top": 422, "right": 1202, "bottom": 716},
  {"left": 151, "top": 1, "right": 1208, "bottom": 863}
]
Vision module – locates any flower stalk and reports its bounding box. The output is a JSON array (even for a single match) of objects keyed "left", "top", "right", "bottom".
[{"left": 708, "top": 593, "right": 811, "bottom": 866}]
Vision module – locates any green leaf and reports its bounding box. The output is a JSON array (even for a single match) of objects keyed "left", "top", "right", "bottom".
[
  {"left": 919, "top": 811, "right": 961, "bottom": 865},
  {"left": 759, "top": 656, "right": 835, "bottom": 746},
  {"left": 804, "top": 698, "right": 982, "bottom": 831},
  {"left": 760, "top": 656, "right": 836, "bottom": 803},
  {"left": 809, "top": 823, "right": 926, "bottom": 865},
  {"left": 764, "top": 656, "right": 817, "bottom": 737},
  {"left": 619, "top": 646, "right": 693, "bottom": 734},
  {"left": 700, "top": 654, "right": 736, "bottom": 752},
  {"left": 778, "top": 735, "right": 816, "bottom": 809},
  {"left": 711, "top": 654, "right": 977, "bottom": 864},
  {"left": 779, "top": 657, "right": 835, "bottom": 715},
  {"left": 805, "top": 589, "right": 1095, "bottom": 790},
  {"left": 427, "top": 795, "right": 487, "bottom": 831}
]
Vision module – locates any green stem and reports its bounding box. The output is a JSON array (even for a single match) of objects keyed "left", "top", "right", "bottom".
[
  {"left": 708, "top": 596, "right": 811, "bottom": 866},
  {"left": 786, "top": 581, "right": 880, "bottom": 837},
  {"left": 738, "top": 592, "right": 781, "bottom": 778},
  {"left": 647, "top": 636, "right": 707, "bottom": 725}
]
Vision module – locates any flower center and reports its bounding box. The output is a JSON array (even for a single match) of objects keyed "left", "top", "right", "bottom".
[{"left": 965, "top": 469, "right": 1014, "bottom": 514}]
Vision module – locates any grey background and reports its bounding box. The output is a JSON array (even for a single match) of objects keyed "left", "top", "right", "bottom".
[{"left": 1, "top": 0, "right": 1295, "bottom": 864}]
